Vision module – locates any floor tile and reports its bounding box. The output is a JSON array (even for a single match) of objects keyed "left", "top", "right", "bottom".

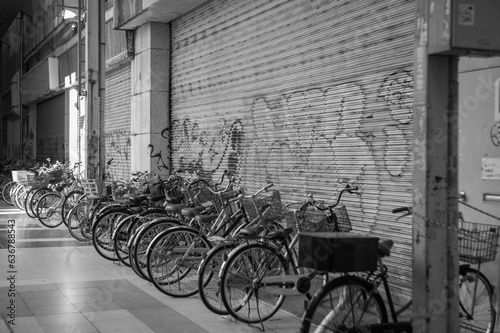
[
  {"left": 34, "top": 312, "right": 89, "bottom": 326},
  {"left": 82, "top": 309, "right": 131, "bottom": 322},
  {"left": 19, "top": 289, "right": 65, "bottom": 300},
  {"left": 91, "top": 317, "right": 155, "bottom": 333},
  {"left": 39, "top": 321, "right": 99, "bottom": 333},
  {"left": 23, "top": 295, "right": 71, "bottom": 307},
  {"left": 29, "top": 303, "right": 80, "bottom": 316},
  {"left": 73, "top": 301, "right": 123, "bottom": 313}
]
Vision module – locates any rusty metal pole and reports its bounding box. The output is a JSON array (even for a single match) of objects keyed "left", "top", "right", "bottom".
[{"left": 412, "top": 1, "right": 460, "bottom": 332}]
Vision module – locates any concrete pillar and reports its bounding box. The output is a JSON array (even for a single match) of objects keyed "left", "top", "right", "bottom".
[
  {"left": 131, "top": 22, "right": 170, "bottom": 176},
  {"left": 413, "top": 1, "right": 460, "bottom": 332}
]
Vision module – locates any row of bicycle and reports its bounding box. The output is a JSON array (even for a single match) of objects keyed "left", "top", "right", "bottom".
[{"left": 2, "top": 166, "right": 497, "bottom": 332}]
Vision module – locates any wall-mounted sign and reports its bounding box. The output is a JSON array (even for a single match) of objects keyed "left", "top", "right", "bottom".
[{"left": 482, "top": 158, "right": 500, "bottom": 180}]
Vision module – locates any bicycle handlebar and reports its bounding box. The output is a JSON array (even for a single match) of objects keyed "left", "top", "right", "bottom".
[
  {"left": 237, "top": 183, "right": 274, "bottom": 201},
  {"left": 392, "top": 206, "right": 411, "bottom": 214},
  {"left": 307, "top": 184, "right": 359, "bottom": 211}
]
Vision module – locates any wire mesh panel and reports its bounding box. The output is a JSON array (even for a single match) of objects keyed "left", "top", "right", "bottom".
[
  {"left": 458, "top": 220, "right": 500, "bottom": 264},
  {"left": 241, "top": 190, "right": 283, "bottom": 222},
  {"left": 81, "top": 179, "right": 108, "bottom": 198},
  {"left": 285, "top": 205, "right": 351, "bottom": 232},
  {"left": 12, "top": 171, "right": 35, "bottom": 182}
]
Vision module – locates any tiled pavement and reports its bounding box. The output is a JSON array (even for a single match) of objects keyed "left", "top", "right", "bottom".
[{"left": 0, "top": 201, "right": 304, "bottom": 333}]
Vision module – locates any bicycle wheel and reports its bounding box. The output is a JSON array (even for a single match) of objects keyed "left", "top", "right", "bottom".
[
  {"left": 130, "top": 218, "right": 182, "bottom": 280},
  {"left": 67, "top": 201, "right": 93, "bottom": 242},
  {"left": 28, "top": 187, "right": 51, "bottom": 218},
  {"left": 2, "top": 181, "right": 16, "bottom": 205},
  {"left": 300, "top": 275, "right": 388, "bottom": 333},
  {"left": 459, "top": 266, "right": 496, "bottom": 333},
  {"left": 146, "top": 226, "right": 212, "bottom": 297},
  {"left": 13, "top": 184, "right": 28, "bottom": 210},
  {"left": 198, "top": 243, "right": 237, "bottom": 315},
  {"left": 61, "top": 190, "right": 85, "bottom": 227},
  {"left": 92, "top": 207, "right": 133, "bottom": 261},
  {"left": 36, "top": 192, "right": 64, "bottom": 228},
  {"left": 219, "top": 241, "right": 288, "bottom": 324}
]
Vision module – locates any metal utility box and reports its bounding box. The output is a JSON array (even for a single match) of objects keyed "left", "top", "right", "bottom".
[{"left": 430, "top": 0, "right": 500, "bottom": 55}]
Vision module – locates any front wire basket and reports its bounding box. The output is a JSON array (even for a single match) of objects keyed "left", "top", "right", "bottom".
[
  {"left": 285, "top": 204, "right": 351, "bottom": 233},
  {"left": 240, "top": 190, "right": 284, "bottom": 223},
  {"left": 458, "top": 220, "right": 500, "bottom": 264}
]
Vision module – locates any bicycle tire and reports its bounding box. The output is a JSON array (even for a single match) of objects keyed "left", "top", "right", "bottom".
[
  {"left": 198, "top": 243, "right": 237, "bottom": 315},
  {"left": 91, "top": 201, "right": 123, "bottom": 225},
  {"left": 126, "top": 212, "right": 182, "bottom": 271},
  {"left": 130, "top": 218, "right": 182, "bottom": 280},
  {"left": 113, "top": 214, "right": 139, "bottom": 266},
  {"left": 36, "top": 192, "right": 64, "bottom": 228},
  {"left": 146, "top": 226, "right": 212, "bottom": 297},
  {"left": 459, "top": 266, "right": 496, "bottom": 333},
  {"left": 24, "top": 187, "right": 40, "bottom": 218},
  {"left": 61, "top": 190, "right": 85, "bottom": 227},
  {"left": 13, "top": 184, "right": 28, "bottom": 210},
  {"left": 92, "top": 207, "right": 134, "bottom": 261},
  {"left": 67, "top": 201, "right": 93, "bottom": 242},
  {"left": 2, "top": 181, "right": 16, "bottom": 205},
  {"left": 9, "top": 183, "right": 22, "bottom": 209},
  {"left": 28, "top": 187, "right": 51, "bottom": 218},
  {"left": 219, "top": 241, "right": 288, "bottom": 324},
  {"left": 300, "top": 275, "right": 388, "bottom": 333}
]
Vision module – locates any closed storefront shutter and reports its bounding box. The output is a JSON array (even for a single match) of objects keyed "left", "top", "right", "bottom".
[
  {"left": 104, "top": 63, "right": 132, "bottom": 180},
  {"left": 170, "top": 0, "right": 415, "bottom": 300},
  {"left": 37, "top": 93, "right": 65, "bottom": 162}
]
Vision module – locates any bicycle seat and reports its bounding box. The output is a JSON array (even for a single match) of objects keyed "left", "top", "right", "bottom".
[
  {"left": 181, "top": 206, "right": 205, "bottom": 218},
  {"left": 164, "top": 203, "right": 187, "bottom": 215},
  {"left": 267, "top": 227, "right": 294, "bottom": 241},
  {"left": 146, "top": 194, "right": 165, "bottom": 202},
  {"left": 378, "top": 239, "right": 393, "bottom": 257},
  {"left": 127, "top": 194, "right": 149, "bottom": 205},
  {"left": 195, "top": 214, "right": 218, "bottom": 224},
  {"left": 237, "top": 226, "right": 265, "bottom": 239},
  {"left": 165, "top": 194, "right": 184, "bottom": 204}
]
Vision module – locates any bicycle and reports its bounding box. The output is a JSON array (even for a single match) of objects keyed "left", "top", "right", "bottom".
[
  {"left": 217, "top": 184, "right": 358, "bottom": 324},
  {"left": 95, "top": 170, "right": 221, "bottom": 262},
  {"left": 197, "top": 183, "right": 286, "bottom": 315},
  {"left": 300, "top": 206, "right": 498, "bottom": 333},
  {"left": 144, "top": 176, "right": 252, "bottom": 297}
]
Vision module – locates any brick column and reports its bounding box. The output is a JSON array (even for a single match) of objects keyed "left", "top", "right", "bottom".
[{"left": 131, "top": 22, "right": 170, "bottom": 176}]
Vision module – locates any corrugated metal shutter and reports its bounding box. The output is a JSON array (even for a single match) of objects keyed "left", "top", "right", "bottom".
[
  {"left": 170, "top": 0, "right": 415, "bottom": 300},
  {"left": 37, "top": 93, "right": 65, "bottom": 162},
  {"left": 104, "top": 63, "right": 132, "bottom": 180}
]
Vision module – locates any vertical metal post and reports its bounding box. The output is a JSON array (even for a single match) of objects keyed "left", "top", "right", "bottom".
[
  {"left": 98, "top": 0, "right": 106, "bottom": 180},
  {"left": 413, "top": 1, "right": 460, "bottom": 332},
  {"left": 85, "top": 0, "right": 100, "bottom": 179},
  {"left": 77, "top": 0, "right": 82, "bottom": 174}
]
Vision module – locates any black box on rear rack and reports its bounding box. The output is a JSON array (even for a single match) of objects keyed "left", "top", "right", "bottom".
[{"left": 298, "top": 232, "right": 379, "bottom": 273}]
